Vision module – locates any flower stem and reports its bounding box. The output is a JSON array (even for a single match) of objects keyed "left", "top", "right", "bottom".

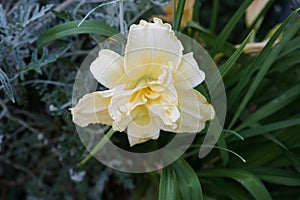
[{"left": 80, "top": 128, "right": 115, "bottom": 165}]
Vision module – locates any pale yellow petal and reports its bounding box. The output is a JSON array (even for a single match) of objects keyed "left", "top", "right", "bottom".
[
  {"left": 148, "top": 83, "right": 180, "bottom": 128},
  {"left": 124, "top": 18, "right": 183, "bottom": 77},
  {"left": 108, "top": 84, "right": 148, "bottom": 131},
  {"left": 109, "top": 90, "right": 134, "bottom": 131},
  {"left": 246, "top": 0, "right": 269, "bottom": 27},
  {"left": 148, "top": 104, "right": 180, "bottom": 129},
  {"left": 127, "top": 133, "right": 160, "bottom": 147},
  {"left": 174, "top": 52, "right": 205, "bottom": 88},
  {"left": 70, "top": 90, "right": 114, "bottom": 127},
  {"left": 127, "top": 106, "right": 161, "bottom": 146},
  {"left": 148, "top": 66, "right": 173, "bottom": 93},
  {"left": 90, "top": 49, "right": 126, "bottom": 89},
  {"left": 163, "top": 88, "right": 215, "bottom": 133}
]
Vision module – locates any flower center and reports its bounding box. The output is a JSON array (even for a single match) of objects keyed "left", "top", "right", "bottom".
[
  {"left": 130, "top": 83, "right": 161, "bottom": 106},
  {"left": 110, "top": 66, "right": 181, "bottom": 131}
]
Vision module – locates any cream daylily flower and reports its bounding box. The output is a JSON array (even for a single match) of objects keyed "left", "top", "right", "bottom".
[
  {"left": 246, "top": 0, "right": 270, "bottom": 28},
  {"left": 70, "top": 18, "right": 214, "bottom": 146},
  {"left": 238, "top": 37, "right": 281, "bottom": 54},
  {"left": 158, "top": 0, "right": 195, "bottom": 28},
  {"left": 236, "top": 24, "right": 282, "bottom": 54}
]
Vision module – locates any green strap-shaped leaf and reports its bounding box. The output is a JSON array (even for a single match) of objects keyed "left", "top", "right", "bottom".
[
  {"left": 264, "top": 134, "right": 300, "bottom": 172},
  {"left": 158, "top": 166, "right": 181, "bottom": 200},
  {"left": 230, "top": 118, "right": 300, "bottom": 141},
  {"left": 220, "top": 30, "right": 254, "bottom": 78},
  {"left": 279, "top": 36, "right": 300, "bottom": 57},
  {"left": 209, "top": 0, "right": 253, "bottom": 56},
  {"left": 228, "top": 9, "right": 300, "bottom": 129},
  {"left": 236, "top": 83, "right": 300, "bottom": 131},
  {"left": 272, "top": 50, "right": 300, "bottom": 73},
  {"left": 247, "top": 168, "right": 300, "bottom": 186},
  {"left": 217, "top": 134, "right": 229, "bottom": 166},
  {"left": 229, "top": 14, "right": 300, "bottom": 110},
  {"left": 198, "top": 169, "right": 272, "bottom": 200},
  {"left": 173, "top": 0, "right": 186, "bottom": 31},
  {"left": 187, "top": 21, "right": 250, "bottom": 65},
  {"left": 233, "top": 126, "right": 300, "bottom": 167},
  {"left": 204, "top": 178, "right": 252, "bottom": 200},
  {"left": 171, "top": 159, "right": 203, "bottom": 200},
  {"left": 37, "top": 20, "right": 121, "bottom": 48},
  {"left": 209, "top": 30, "right": 254, "bottom": 89},
  {"left": 209, "top": 0, "right": 219, "bottom": 33}
]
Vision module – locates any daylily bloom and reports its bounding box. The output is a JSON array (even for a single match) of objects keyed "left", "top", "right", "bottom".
[
  {"left": 246, "top": 0, "right": 270, "bottom": 28},
  {"left": 70, "top": 18, "right": 214, "bottom": 146},
  {"left": 236, "top": 24, "right": 282, "bottom": 54},
  {"left": 238, "top": 37, "right": 281, "bottom": 54},
  {"left": 158, "top": 0, "right": 195, "bottom": 28}
]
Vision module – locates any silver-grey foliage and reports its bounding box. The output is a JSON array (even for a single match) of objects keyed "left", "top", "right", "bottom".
[{"left": 0, "top": 1, "right": 155, "bottom": 198}]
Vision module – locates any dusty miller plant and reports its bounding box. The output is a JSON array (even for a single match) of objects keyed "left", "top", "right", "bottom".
[{"left": 0, "top": 1, "right": 157, "bottom": 199}]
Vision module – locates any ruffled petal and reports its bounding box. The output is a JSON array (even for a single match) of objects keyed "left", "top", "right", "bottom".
[
  {"left": 108, "top": 84, "right": 146, "bottom": 131},
  {"left": 148, "top": 104, "right": 180, "bottom": 130},
  {"left": 174, "top": 52, "right": 205, "bottom": 88},
  {"left": 90, "top": 49, "right": 126, "bottom": 89},
  {"left": 127, "top": 106, "right": 161, "bottom": 146},
  {"left": 127, "top": 133, "right": 160, "bottom": 147},
  {"left": 124, "top": 18, "right": 183, "bottom": 77},
  {"left": 70, "top": 90, "right": 114, "bottom": 127},
  {"left": 148, "top": 83, "right": 180, "bottom": 128},
  {"left": 163, "top": 88, "right": 215, "bottom": 133}
]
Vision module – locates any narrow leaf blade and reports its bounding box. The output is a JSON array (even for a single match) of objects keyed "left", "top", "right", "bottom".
[
  {"left": 37, "top": 20, "right": 120, "bottom": 47},
  {"left": 171, "top": 159, "right": 203, "bottom": 200}
]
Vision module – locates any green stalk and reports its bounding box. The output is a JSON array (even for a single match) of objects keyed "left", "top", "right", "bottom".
[
  {"left": 80, "top": 128, "right": 115, "bottom": 165},
  {"left": 173, "top": 0, "right": 186, "bottom": 31},
  {"left": 209, "top": 0, "right": 219, "bottom": 33}
]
